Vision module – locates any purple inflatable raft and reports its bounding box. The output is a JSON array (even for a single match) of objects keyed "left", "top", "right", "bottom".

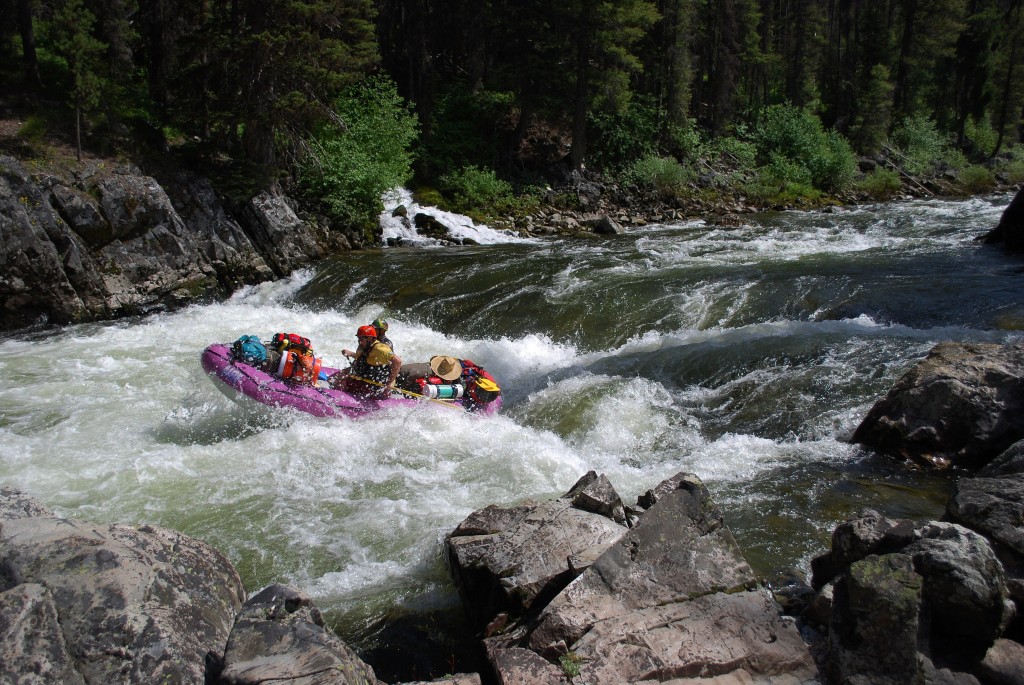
[{"left": 201, "top": 344, "right": 502, "bottom": 419}]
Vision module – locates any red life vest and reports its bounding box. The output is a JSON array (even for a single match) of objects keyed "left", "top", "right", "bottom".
[{"left": 277, "top": 350, "right": 322, "bottom": 385}]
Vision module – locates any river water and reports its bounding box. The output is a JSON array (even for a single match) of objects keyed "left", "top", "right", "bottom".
[{"left": 2, "top": 192, "right": 1022, "bottom": 679}]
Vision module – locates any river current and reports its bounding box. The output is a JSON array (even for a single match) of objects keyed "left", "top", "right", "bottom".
[{"left": 2, "top": 192, "right": 1022, "bottom": 678}]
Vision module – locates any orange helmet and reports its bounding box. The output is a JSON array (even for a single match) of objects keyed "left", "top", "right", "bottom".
[{"left": 356, "top": 325, "right": 377, "bottom": 339}]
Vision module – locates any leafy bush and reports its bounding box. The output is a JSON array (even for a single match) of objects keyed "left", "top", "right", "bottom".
[
  {"left": 995, "top": 146, "right": 1024, "bottom": 184},
  {"left": 688, "top": 136, "right": 758, "bottom": 190},
  {"left": 622, "top": 155, "right": 694, "bottom": 198},
  {"left": 856, "top": 168, "right": 902, "bottom": 199},
  {"left": 957, "top": 164, "right": 996, "bottom": 193},
  {"left": 439, "top": 165, "right": 515, "bottom": 215},
  {"left": 752, "top": 104, "right": 856, "bottom": 191},
  {"left": 587, "top": 96, "right": 660, "bottom": 172},
  {"left": 889, "top": 115, "right": 959, "bottom": 176},
  {"left": 711, "top": 136, "right": 757, "bottom": 169},
  {"left": 18, "top": 115, "right": 50, "bottom": 142},
  {"left": 743, "top": 163, "right": 822, "bottom": 206},
  {"left": 666, "top": 120, "right": 704, "bottom": 159},
  {"left": 964, "top": 114, "right": 998, "bottom": 159},
  {"left": 299, "top": 75, "right": 418, "bottom": 230}
]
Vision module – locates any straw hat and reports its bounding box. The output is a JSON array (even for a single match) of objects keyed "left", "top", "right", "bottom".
[{"left": 430, "top": 355, "right": 463, "bottom": 381}]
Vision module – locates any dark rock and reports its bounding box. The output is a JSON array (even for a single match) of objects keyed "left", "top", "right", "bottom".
[
  {"left": 414, "top": 212, "right": 453, "bottom": 241},
  {"left": 477, "top": 473, "right": 818, "bottom": 684},
  {"left": 0, "top": 583, "right": 87, "bottom": 685},
  {"left": 852, "top": 341, "right": 1024, "bottom": 470},
  {"left": 816, "top": 510, "right": 1013, "bottom": 681},
  {"left": 980, "top": 188, "right": 1024, "bottom": 249},
  {"left": 980, "top": 440, "right": 1024, "bottom": 477},
  {"left": 769, "top": 568, "right": 817, "bottom": 617},
  {"left": 946, "top": 472, "right": 1024, "bottom": 638},
  {"left": 241, "top": 190, "right": 326, "bottom": 275},
  {"left": 0, "top": 155, "right": 345, "bottom": 331},
  {"left": 527, "top": 473, "right": 758, "bottom": 652},
  {"left": 587, "top": 215, "right": 622, "bottom": 235},
  {"left": 828, "top": 554, "right": 923, "bottom": 685},
  {"left": 565, "top": 470, "right": 627, "bottom": 525},
  {"left": 0, "top": 486, "right": 55, "bottom": 519},
  {"left": 909, "top": 522, "right": 1011, "bottom": 660},
  {"left": 948, "top": 474, "right": 1024, "bottom": 562}
]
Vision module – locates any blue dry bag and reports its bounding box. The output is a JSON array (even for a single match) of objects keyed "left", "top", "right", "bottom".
[{"left": 231, "top": 335, "right": 268, "bottom": 366}]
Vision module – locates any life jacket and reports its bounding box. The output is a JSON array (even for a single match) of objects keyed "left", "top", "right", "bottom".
[
  {"left": 271, "top": 332, "right": 313, "bottom": 356},
  {"left": 231, "top": 335, "right": 267, "bottom": 366},
  {"left": 350, "top": 341, "right": 393, "bottom": 387},
  {"left": 277, "top": 349, "right": 322, "bottom": 385}
]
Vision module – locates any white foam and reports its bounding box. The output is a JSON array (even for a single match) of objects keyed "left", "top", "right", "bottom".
[{"left": 380, "top": 188, "right": 535, "bottom": 246}]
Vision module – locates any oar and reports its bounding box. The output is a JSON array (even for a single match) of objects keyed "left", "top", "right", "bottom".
[{"left": 347, "top": 375, "right": 464, "bottom": 410}]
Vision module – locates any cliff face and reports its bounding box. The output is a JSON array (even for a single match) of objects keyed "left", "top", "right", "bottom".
[{"left": 0, "top": 155, "right": 353, "bottom": 332}]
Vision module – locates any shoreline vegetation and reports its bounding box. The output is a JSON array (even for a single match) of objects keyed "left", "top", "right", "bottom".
[{"left": 3, "top": 109, "right": 1022, "bottom": 244}]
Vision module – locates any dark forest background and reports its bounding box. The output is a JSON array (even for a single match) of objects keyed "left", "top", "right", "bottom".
[{"left": 4, "top": 0, "right": 1024, "bottom": 230}]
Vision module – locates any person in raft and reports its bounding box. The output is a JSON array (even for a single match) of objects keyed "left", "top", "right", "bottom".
[
  {"left": 372, "top": 317, "right": 394, "bottom": 351},
  {"left": 332, "top": 325, "right": 402, "bottom": 397}
]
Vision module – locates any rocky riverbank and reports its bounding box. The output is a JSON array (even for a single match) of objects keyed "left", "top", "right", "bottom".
[
  {"left": 5, "top": 123, "right": 1022, "bottom": 335},
  {"left": 4, "top": 339, "right": 1024, "bottom": 684}
]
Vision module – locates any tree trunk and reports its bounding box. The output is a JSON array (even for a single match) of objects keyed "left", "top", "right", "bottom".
[
  {"left": 570, "top": 3, "right": 595, "bottom": 170},
  {"left": 75, "top": 101, "right": 83, "bottom": 162},
  {"left": 17, "top": 0, "right": 42, "bottom": 88}
]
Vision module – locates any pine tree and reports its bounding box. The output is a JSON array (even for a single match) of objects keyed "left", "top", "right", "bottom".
[
  {"left": 47, "top": 0, "right": 108, "bottom": 161},
  {"left": 165, "top": 0, "right": 378, "bottom": 166},
  {"left": 567, "top": 0, "right": 659, "bottom": 169}
]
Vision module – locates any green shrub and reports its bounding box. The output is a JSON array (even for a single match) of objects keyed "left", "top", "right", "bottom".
[
  {"left": 957, "top": 164, "right": 996, "bottom": 193},
  {"left": 964, "top": 114, "right": 998, "bottom": 159},
  {"left": 559, "top": 652, "right": 583, "bottom": 679},
  {"left": 587, "top": 95, "right": 659, "bottom": 172},
  {"left": 692, "top": 137, "right": 757, "bottom": 191},
  {"left": 298, "top": 75, "right": 418, "bottom": 230},
  {"left": 18, "top": 115, "right": 50, "bottom": 142},
  {"left": 743, "top": 163, "right": 822, "bottom": 206},
  {"left": 622, "top": 155, "right": 694, "bottom": 198},
  {"left": 666, "top": 120, "right": 704, "bottom": 159},
  {"left": 412, "top": 187, "right": 445, "bottom": 208},
  {"left": 889, "top": 114, "right": 962, "bottom": 176},
  {"left": 753, "top": 104, "right": 856, "bottom": 191},
  {"left": 711, "top": 136, "right": 757, "bottom": 168},
  {"left": 856, "top": 168, "right": 902, "bottom": 199},
  {"left": 438, "top": 165, "right": 515, "bottom": 215},
  {"left": 995, "top": 146, "right": 1024, "bottom": 184}
]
